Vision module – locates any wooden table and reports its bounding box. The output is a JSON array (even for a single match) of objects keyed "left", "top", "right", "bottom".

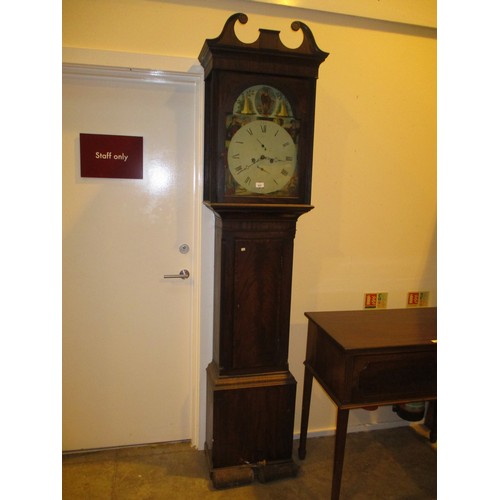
[{"left": 298, "top": 308, "right": 437, "bottom": 499}]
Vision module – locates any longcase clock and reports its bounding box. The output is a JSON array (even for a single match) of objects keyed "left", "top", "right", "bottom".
[{"left": 199, "top": 13, "right": 328, "bottom": 488}]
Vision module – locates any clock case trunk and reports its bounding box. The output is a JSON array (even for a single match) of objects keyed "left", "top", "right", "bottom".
[
  {"left": 211, "top": 206, "right": 313, "bottom": 376},
  {"left": 199, "top": 13, "right": 328, "bottom": 488},
  {"left": 204, "top": 204, "right": 312, "bottom": 486}
]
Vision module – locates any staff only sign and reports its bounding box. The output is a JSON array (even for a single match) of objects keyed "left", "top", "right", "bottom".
[{"left": 80, "top": 133, "right": 143, "bottom": 179}]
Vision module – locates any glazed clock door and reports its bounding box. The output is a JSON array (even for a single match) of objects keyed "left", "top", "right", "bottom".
[{"left": 62, "top": 65, "right": 199, "bottom": 450}]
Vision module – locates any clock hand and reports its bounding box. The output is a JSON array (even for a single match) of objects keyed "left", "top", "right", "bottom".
[
  {"left": 269, "top": 156, "right": 288, "bottom": 163},
  {"left": 256, "top": 138, "right": 267, "bottom": 150},
  {"left": 237, "top": 155, "right": 267, "bottom": 174},
  {"left": 255, "top": 165, "right": 271, "bottom": 174}
]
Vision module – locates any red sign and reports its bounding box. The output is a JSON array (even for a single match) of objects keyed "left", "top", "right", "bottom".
[
  {"left": 407, "top": 292, "right": 420, "bottom": 306},
  {"left": 364, "top": 293, "right": 378, "bottom": 308},
  {"left": 80, "top": 133, "right": 143, "bottom": 179}
]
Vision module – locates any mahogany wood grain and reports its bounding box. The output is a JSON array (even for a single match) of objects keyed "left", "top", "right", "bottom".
[{"left": 299, "top": 308, "right": 437, "bottom": 499}]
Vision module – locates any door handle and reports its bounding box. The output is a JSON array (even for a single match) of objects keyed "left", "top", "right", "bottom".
[{"left": 163, "top": 269, "right": 190, "bottom": 280}]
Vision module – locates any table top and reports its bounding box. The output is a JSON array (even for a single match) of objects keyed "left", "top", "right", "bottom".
[{"left": 304, "top": 308, "right": 437, "bottom": 351}]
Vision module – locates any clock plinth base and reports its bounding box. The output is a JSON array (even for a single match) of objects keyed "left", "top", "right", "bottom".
[{"left": 205, "top": 362, "right": 297, "bottom": 488}]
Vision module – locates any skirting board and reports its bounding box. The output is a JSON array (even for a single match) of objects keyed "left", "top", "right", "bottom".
[{"left": 294, "top": 419, "right": 412, "bottom": 440}]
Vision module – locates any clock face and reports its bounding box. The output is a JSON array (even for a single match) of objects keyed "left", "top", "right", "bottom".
[
  {"left": 224, "top": 85, "right": 300, "bottom": 198},
  {"left": 227, "top": 120, "right": 297, "bottom": 194}
]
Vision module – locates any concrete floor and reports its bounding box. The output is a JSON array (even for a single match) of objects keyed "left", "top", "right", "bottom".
[{"left": 63, "top": 425, "right": 436, "bottom": 499}]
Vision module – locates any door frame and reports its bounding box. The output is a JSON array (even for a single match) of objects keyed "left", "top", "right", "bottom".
[{"left": 62, "top": 49, "right": 207, "bottom": 449}]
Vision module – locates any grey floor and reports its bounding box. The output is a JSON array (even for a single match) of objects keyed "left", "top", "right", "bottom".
[{"left": 63, "top": 425, "right": 436, "bottom": 499}]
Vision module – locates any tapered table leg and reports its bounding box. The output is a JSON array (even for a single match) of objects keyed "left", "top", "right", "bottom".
[
  {"left": 298, "top": 366, "right": 313, "bottom": 460},
  {"left": 331, "top": 408, "right": 350, "bottom": 500}
]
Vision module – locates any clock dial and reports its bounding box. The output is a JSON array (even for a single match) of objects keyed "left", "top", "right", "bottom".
[
  {"left": 225, "top": 85, "right": 299, "bottom": 198},
  {"left": 227, "top": 120, "right": 297, "bottom": 195}
]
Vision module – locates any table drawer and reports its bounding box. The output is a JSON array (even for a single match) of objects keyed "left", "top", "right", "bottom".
[{"left": 350, "top": 352, "right": 436, "bottom": 404}]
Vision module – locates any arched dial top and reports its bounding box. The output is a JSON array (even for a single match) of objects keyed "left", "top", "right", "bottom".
[{"left": 232, "top": 85, "right": 294, "bottom": 118}]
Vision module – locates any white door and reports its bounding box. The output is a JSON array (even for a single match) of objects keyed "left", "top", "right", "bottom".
[{"left": 62, "top": 65, "right": 200, "bottom": 451}]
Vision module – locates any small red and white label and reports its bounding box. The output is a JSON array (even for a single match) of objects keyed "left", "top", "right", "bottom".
[
  {"left": 407, "top": 292, "right": 429, "bottom": 307},
  {"left": 364, "top": 293, "right": 378, "bottom": 308},
  {"left": 364, "top": 293, "right": 388, "bottom": 309},
  {"left": 407, "top": 292, "right": 420, "bottom": 306}
]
